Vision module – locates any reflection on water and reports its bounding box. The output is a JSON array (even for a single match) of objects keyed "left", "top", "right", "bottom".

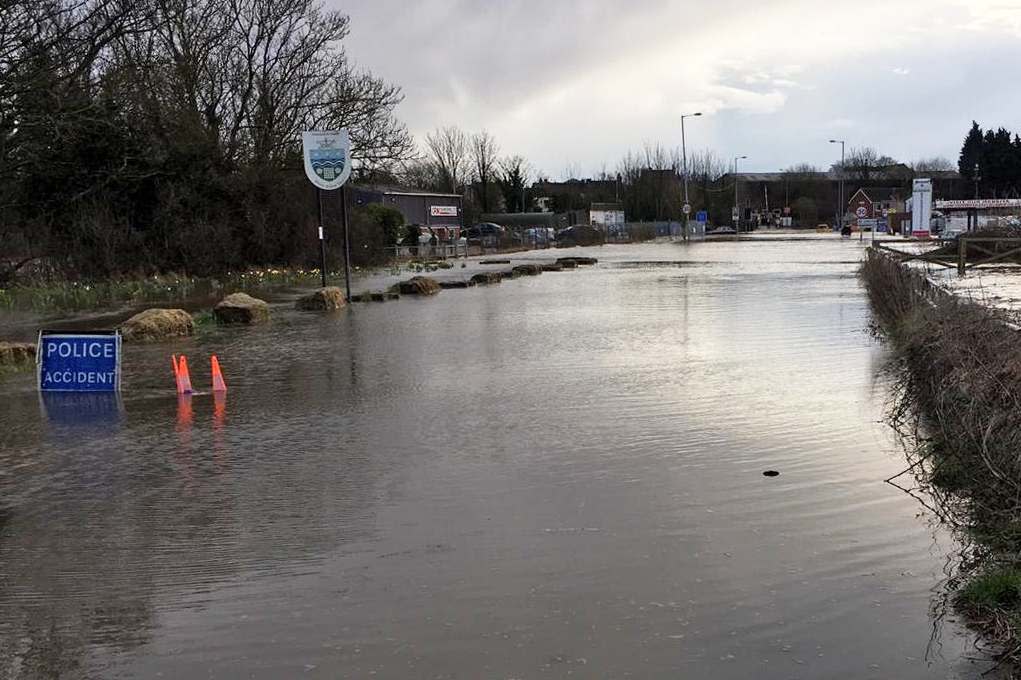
[
  {"left": 0, "top": 237, "right": 994, "bottom": 678},
  {"left": 41, "top": 391, "right": 123, "bottom": 429}
]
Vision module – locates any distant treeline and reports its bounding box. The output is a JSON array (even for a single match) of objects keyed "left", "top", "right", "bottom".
[{"left": 0, "top": 0, "right": 414, "bottom": 282}]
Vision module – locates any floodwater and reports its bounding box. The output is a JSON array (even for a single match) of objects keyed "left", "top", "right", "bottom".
[{"left": 0, "top": 237, "right": 989, "bottom": 678}]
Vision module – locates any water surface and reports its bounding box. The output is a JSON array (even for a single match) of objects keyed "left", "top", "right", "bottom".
[{"left": 0, "top": 237, "right": 987, "bottom": 678}]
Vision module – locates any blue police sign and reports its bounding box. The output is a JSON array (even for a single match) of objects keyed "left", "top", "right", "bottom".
[
  {"left": 37, "top": 331, "right": 121, "bottom": 392},
  {"left": 696, "top": 210, "right": 708, "bottom": 223}
]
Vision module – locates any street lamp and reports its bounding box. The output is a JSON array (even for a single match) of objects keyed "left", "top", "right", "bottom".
[
  {"left": 681, "top": 112, "right": 702, "bottom": 240},
  {"left": 733, "top": 155, "right": 747, "bottom": 233},
  {"left": 829, "top": 139, "right": 845, "bottom": 231}
]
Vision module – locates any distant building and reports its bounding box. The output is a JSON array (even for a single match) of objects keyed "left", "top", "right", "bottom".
[
  {"left": 350, "top": 184, "right": 463, "bottom": 229},
  {"left": 533, "top": 178, "right": 620, "bottom": 212},
  {"left": 715, "top": 169, "right": 966, "bottom": 226},
  {"left": 589, "top": 202, "right": 625, "bottom": 230}
]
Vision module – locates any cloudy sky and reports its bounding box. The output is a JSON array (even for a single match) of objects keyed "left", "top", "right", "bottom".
[{"left": 339, "top": 0, "right": 1021, "bottom": 179}]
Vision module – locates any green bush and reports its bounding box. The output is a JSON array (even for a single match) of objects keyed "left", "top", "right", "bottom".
[{"left": 364, "top": 204, "right": 406, "bottom": 245}]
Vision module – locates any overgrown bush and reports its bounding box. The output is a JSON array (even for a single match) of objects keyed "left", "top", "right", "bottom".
[{"left": 862, "top": 248, "right": 1021, "bottom": 665}]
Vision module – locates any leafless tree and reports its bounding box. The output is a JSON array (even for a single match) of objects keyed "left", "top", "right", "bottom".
[
  {"left": 1, "top": 0, "right": 418, "bottom": 278},
  {"left": 782, "top": 163, "right": 821, "bottom": 178},
  {"left": 399, "top": 159, "right": 442, "bottom": 191},
  {"left": 469, "top": 129, "right": 500, "bottom": 212},
  {"left": 425, "top": 126, "right": 469, "bottom": 193},
  {"left": 910, "top": 156, "right": 955, "bottom": 172},
  {"left": 834, "top": 146, "right": 898, "bottom": 180}
]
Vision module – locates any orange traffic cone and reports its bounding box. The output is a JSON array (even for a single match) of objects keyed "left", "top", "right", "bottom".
[
  {"left": 211, "top": 355, "right": 227, "bottom": 393},
  {"left": 174, "top": 354, "right": 193, "bottom": 394}
]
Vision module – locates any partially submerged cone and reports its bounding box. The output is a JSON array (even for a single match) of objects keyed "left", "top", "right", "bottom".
[
  {"left": 172, "top": 354, "right": 193, "bottom": 394},
  {"left": 119, "top": 308, "right": 194, "bottom": 343},
  {"left": 214, "top": 292, "right": 270, "bottom": 324},
  {"left": 211, "top": 355, "right": 227, "bottom": 392}
]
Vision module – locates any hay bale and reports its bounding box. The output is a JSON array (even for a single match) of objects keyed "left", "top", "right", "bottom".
[
  {"left": 214, "top": 292, "right": 271, "bottom": 324},
  {"left": 541, "top": 262, "right": 564, "bottom": 272},
  {"left": 119, "top": 308, "right": 194, "bottom": 343},
  {"left": 398, "top": 276, "right": 441, "bottom": 296},
  {"left": 470, "top": 272, "right": 503, "bottom": 285},
  {"left": 0, "top": 342, "right": 36, "bottom": 368},
  {"left": 295, "top": 286, "right": 346, "bottom": 311},
  {"left": 512, "top": 264, "right": 543, "bottom": 276},
  {"left": 557, "top": 258, "right": 578, "bottom": 269},
  {"left": 440, "top": 280, "right": 475, "bottom": 289}
]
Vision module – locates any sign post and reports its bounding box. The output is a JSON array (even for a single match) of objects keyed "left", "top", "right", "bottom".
[
  {"left": 302, "top": 130, "right": 353, "bottom": 300},
  {"left": 37, "top": 330, "right": 121, "bottom": 392},
  {"left": 911, "top": 178, "right": 933, "bottom": 239}
]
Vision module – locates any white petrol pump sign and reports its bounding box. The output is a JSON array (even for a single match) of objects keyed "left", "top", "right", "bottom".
[{"left": 302, "top": 130, "right": 352, "bottom": 191}]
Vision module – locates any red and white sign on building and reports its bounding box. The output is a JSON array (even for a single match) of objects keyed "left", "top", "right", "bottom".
[
  {"left": 847, "top": 188, "right": 875, "bottom": 221},
  {"left": 430, "top": 206, "right": 458, "bottom": 217}
]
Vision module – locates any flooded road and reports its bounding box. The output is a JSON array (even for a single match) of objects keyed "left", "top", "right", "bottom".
[{"left": 0, "top": 237, "right": 985, "bottom": 678}]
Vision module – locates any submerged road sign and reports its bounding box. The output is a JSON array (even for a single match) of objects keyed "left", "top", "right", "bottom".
[{"left": 37, "top": 331, "right": 121, "bottom": 392}]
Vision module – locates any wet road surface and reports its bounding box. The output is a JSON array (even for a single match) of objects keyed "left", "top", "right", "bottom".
[{"left": 0, "top": 237, "right": 988, "bottom": 678}]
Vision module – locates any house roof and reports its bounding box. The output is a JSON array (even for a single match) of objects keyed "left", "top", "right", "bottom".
[{"left": 351, "top": 183, "right": 462, "bottom": 198}]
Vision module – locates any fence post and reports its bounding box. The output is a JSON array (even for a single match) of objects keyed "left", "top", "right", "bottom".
[{"left": 958, "top": 237, "right": 967, "bottom": 277}]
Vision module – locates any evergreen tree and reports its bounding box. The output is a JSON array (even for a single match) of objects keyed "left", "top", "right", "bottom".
[{"left": 959, "top": 121, "right": 984, "bottom": 180}]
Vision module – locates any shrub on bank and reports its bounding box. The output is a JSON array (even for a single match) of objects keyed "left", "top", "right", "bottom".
[{"left": 861, "top": 248, "right": 1021, "bottom": 665}]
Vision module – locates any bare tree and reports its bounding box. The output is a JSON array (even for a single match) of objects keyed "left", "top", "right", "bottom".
[
  {"left": 469, "top": 130, "right": 500, "bottom": 212},
  {"left": 910, "top": 156, "right": 955, "bottom": 172},
  {"left": 425, "top": 126, "right": 469, "bottom": 193},
  {"left": 834, "top": 146, "right": 898, "bottom": 180},
  {"left": 1, "top": 0, "right": 419, "bottom": 279},
  {"left": 782, "top": 163, "right": 821, "bottom": 177}
]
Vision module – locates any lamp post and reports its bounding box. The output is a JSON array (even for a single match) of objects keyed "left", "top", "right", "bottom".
[
  {"left": 829, "top": 139, "right": 845, "bottom": 231},
  {"left": 972, "top": 162, "right": 981, "bottom": 233},
  {"left": 681, "top": 112, "right": 702, "bottom": 240},
  {"left": 733, "top": 155, "right": 747, "bottom": 233}
]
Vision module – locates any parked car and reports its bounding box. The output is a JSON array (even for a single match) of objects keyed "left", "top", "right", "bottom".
[
  {"left": 555, "top": 225, "right": 603, "bottom": 246},
  {"left": 464, "top": 222, "right": 505, "bottom": 239}
]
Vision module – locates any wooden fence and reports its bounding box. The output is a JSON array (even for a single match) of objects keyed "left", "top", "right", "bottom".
[{"left": 872, "top": 237, "right": 1021, "bottom": 276}]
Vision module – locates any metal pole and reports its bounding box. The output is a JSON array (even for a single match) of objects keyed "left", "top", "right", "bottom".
[
  {"left": 733, "top": 156, "right": 743, "bottom": 233},
  {"left": 316, "top": 188, "right": 327, "bottom": 288},
  {"left": 840, "top": 141, "right": 845, "bottom": 233},
  {"left": 341, "top": 185, "right": 352, "bottom": 302},
  {"left": 681, "top": 116, "right": 689, "bottom": 241}
]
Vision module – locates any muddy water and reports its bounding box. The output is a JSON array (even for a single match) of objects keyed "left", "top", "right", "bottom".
[{"left": 0, "top": 237, "right": 987, "bottom": 678}]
